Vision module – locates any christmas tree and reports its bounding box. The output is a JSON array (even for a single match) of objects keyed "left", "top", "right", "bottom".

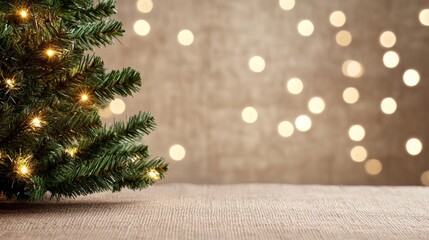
[{"left": 0, "top": 0, "right": 168, "bottom": 200}]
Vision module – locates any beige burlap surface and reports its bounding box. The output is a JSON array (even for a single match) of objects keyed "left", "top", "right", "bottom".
[{"left": 1, "top": 184, "right": 428, "bottom": 240}]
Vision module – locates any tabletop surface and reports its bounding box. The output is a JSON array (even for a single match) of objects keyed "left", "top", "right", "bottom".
[{"left": 1, "top": 184, "right": 429, "bottom": 240}]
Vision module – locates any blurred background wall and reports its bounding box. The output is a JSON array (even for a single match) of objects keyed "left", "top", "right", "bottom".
[{"left": 96, "top": 0, "right": 429, "bottom": 185}]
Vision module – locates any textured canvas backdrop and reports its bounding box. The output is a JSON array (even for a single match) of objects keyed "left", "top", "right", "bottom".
[{"left": 96, "top": 0, "right": 429, "bottom": 185}]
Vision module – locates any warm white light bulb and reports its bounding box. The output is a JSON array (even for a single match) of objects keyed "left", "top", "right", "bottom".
[
  {"left": 5, "top": 78, "right": 15, "bottom": 89},
  {"left": 31, "top": 117, "right": 42, "bottom": 128},
  {"left": 46, "top": 49, "right": 55, "bottom": 57},
  {"left": 65, "top": 148, "right": 78, "bottom": 157},
  {"left": 20, "top": 165, "right": 28, "bottom": 175},
  {"left": 81, "top": 94, "right": 89, "bottom": 102},
  {"left": 147, "top": 169, "right": 160, "bottom": 180},
  {"left": 19, "top": 9, "right": 29, "bottom": 18}
]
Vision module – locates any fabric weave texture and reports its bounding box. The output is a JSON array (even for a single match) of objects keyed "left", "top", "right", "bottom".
[{"left": 1, "top": 184, "right": 429, "bottom": 239}]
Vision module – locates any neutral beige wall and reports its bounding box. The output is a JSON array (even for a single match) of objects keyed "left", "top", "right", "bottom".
[{"left": 97, "top": 0, "right": 429, "bottom": 185}]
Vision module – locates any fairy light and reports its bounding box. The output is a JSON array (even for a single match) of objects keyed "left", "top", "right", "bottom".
[
  {"left": 31, "top": 117, "right": 42, "bottom": 128},
  {"left": 147, "top": 169, "right": 160, "bottom": 180},
  {"left": 81, "top": 93, "right": 89, "bottom": 102},
  {"left": 14, "top": 154, "right": 32, "bottom": 177},
  {"left": 65, "top": 148, "right": 78, "bottom": 157},
  {"left": 5, "top": 78, "right": 15, "bottom": 89},
  {"left": 18, "top": 9, "right": 29, "bottom": 19},
  {"left": 45, "top": 48, "right": 56, "bottom": 57},
  {"left": 20, "top": 165, "right": 29, "bottom": 175}
]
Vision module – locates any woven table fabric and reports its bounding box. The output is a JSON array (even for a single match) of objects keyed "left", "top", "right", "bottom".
[{"left": 1, "top": 184, "right": 429, "bottom": 240}]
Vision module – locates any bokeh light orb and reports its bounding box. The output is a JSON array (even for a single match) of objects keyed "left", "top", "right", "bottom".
[
  {"left": 406, "top": 138, "right": 423, "bottom": 156},
  {"left": 242, "top": 106, "right": 258, "bottom": 123},
  {"left": 329, "top": 11, "right": 346, "bottom": 27},
  {"left": 419, "top": 9, "right": 429, "bottom": 26},
  {"left": 295, "top": 115, "right": 312, "bottom": 132},
  {"left": 308, "top": 97, "right": 326, "bottom": 114},
  {"left": 365, "top": 159, "right": 382, "bottom": 175},
  {"left": 248, "top": 56, "right": 266, "bottom": 73},
  {"left": 403, "top": 69, "right": 420, "bottom": 87},
  {"left": 383, "top": 51, "right": 400, "bottom": 68},
  {"left": 342, "top": 87, "right": 359, "bottom": 104},
  {"left": 336, "top": 30, "right": 352, "bottom": 47},
  {"left": 279, "top": 0, "right": 295, "bottom": 11},
  {"left": 169, "top": 144, "right": 186, "bottom": 161},
  {"left": 178, "top": 29, "right": 194, "bottom": 46},
  {"left": 379, "top": 31, "right": 396, "bottom": 48},
  {"left": 110, "top": 98, "right": 126, "bottom": 115},
  {"left": 350, "top": 146, "right": 368, "bottom": 162},
  {"left": 380, "top": 97, "right": 397, "bottom": 115},
  {"left": 297, "top": 20, "right": 314, "bottom": 37},
  {"left": 134, "top": 19, "right": 150, "bottom": 36},
  {"left": 278, "top": 121, "right": 294, "bottom": 137},
  {"left": 286, "top": 78, "right": 304, "bottom": 95},
  {"left": 348, "top": 125, "right": 365, "bottom": 142}
]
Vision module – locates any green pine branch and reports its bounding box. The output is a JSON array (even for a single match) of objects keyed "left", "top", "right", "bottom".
[
  {"left": 93, "top": 68, "right": 142, "bottom": 102},
  {"left": 69, "top": 19, "right": 123, "bottom": 50}
]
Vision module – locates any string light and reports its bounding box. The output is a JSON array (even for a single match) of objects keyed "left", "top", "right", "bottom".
[
  {"left": 18, "top": 9, "right": 29, "bottom": 19},
  {"left": 45, "top": 48, "right": 56, "bottom": 57},
  {"left": 5, "top": 78, "right": 15, "bottom": 89},
  {"left": 31, "top": 117, "right": 43, "bottom": 128},
  {"left": 80, "top": 93, "right": 89, "bottom": 102},
  {"left": 147, "top": 169, "right": 160, "bottom": 180},
  {"left": 20, "top": 165, "right": 29, "bottom": 175},
  {"left": 13, "top": 154, "right": 32, "bottom": 178},
  {"left": 65, "top": 148, "right": 78, "bottom": 157}
]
